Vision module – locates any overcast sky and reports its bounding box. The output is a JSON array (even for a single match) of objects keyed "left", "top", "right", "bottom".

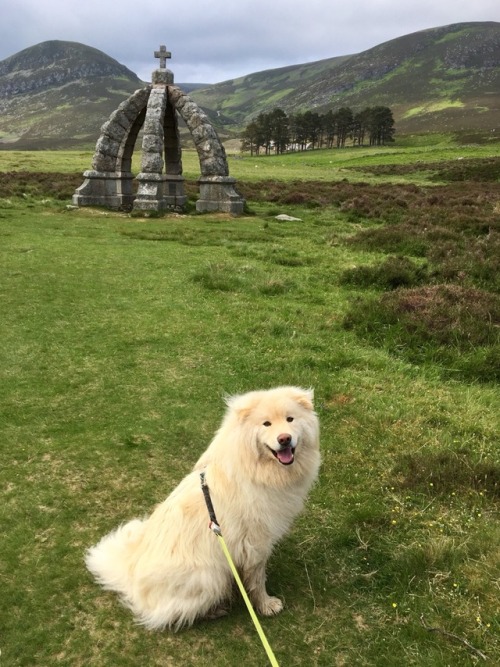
[{"left": 1, "top": 0, "right": 498, "bottom": 83}]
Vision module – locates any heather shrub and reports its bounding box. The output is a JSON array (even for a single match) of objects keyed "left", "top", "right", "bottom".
[
  {"left": 429, "top": 231, "right": 500, "bottom": 293},
  {"left": 429, "top": 157, "right": 500, "bottom": 183},
  {"left": 0, "top": 171, "right": 81, "bottom": 199},
  {"left": 343, "top": 285, "right": 500, "bottom": 381}
]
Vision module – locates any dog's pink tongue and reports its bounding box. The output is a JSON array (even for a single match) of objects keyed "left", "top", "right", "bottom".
[{"left": 277, "top": 447, "right": 294, "bottom": 464}]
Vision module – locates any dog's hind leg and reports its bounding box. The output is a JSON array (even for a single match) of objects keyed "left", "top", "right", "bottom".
[{"left": 202, "top": 604, "right": 230, "bottom": 621}]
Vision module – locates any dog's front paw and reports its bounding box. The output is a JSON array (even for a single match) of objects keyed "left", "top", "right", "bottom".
[{"left": 258, "top": 596, "right": 283, "bottom": 616}]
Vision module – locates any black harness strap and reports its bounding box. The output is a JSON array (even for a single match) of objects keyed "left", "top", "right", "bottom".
[{"left": 200, "top": 471, "right": 222, "bottom": 534}]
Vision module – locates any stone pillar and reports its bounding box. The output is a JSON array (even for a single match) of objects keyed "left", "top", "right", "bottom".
[
  {"left": 133, "top": 85, "right": 168, "bottom": 213},
  {"left": 163, "top": 85, "right": 186, "bottom": 210},
  {"left": 133, "top": 68, "right": 186, "bottom": 213}
]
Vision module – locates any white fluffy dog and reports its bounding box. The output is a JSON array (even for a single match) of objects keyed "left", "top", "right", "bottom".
[{"left": 85, "top": 386, "right": 320, "bottom": 630}]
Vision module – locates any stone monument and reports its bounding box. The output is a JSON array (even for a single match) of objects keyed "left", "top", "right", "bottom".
[{"left": 73, "top": 45, "right": 245, "bottom": 215}]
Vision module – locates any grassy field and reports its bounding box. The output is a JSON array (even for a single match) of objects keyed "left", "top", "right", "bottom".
[
  {"left": 0, "top": 136, "right": 499, "bottom": 183},
  {"left": 0, "top": 143, "right": 499, "bottom": 666}
]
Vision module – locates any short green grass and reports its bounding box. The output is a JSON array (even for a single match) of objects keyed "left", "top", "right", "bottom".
[{"left": 0, "top": 145, "right": 499, "bottom": 666}]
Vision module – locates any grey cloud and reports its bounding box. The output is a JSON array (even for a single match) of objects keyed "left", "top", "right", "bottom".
[{"left": 0, "top": 0, "right": 498, "bottom": 83}]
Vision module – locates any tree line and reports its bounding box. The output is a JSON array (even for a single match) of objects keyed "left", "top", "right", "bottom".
[{"left": 241, "top": 106, "right": 395, "bottom": 155}]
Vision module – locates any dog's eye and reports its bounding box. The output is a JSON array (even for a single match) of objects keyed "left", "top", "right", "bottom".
[
  {"left": 286, "top": 416, "right": 294, "bottom": 423},
  {"left": 263, "top": 421, "right": 272, "bottom": 427}
]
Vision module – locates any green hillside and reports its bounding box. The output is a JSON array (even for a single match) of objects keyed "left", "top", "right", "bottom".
[
  {"left": 0, "top": 23, "right": 498, "bottom": 149},
  {"left": 192, "top": 22, "right": 500, "bottom": 139}
]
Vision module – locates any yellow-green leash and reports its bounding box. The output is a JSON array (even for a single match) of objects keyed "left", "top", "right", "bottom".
[{"left": 200, "top": 472, "right": 280, "bottom": 667}]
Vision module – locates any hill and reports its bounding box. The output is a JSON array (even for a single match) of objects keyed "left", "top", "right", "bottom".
[
  {"left": 0, "top": 40, "right": 145, "bottom": 149},
  {"left": 0, "top": 24, "right": 499, "bottom": 149},
  {"left": 191, "top": 22, "right": 500, "bottom": 140}
]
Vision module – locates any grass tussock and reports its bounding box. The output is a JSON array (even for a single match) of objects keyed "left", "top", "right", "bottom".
[
  {"left": 340, "top": 255, "right": 429, "bottom": 289},
  {"left": 191, "top": 260, "right": 294, "bottom": 296}
]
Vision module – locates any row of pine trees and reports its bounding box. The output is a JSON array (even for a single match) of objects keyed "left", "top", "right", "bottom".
[{"left": 241, "top": 106, "right": 395, "bottom": 155}]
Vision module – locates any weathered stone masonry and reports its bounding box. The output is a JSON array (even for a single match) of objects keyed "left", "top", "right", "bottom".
[{"left": 73, "top": 46, "right": 244, "bottom": 215}]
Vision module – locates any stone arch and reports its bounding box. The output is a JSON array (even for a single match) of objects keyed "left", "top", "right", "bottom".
[
  {"left": 93, "top": 87, "right": 150, "bottom": 173},
  {"left": 73, "top": 87, "right": 150, "bottom": 209},
  {"left": 168, "top": 86, "right": 228, "bottom": 178},
  {"left": 73, "top": 52, "right": 244, "bottom": 215},
  {"left": 168, "top": 85, "right": 244, "bottom": 214}
]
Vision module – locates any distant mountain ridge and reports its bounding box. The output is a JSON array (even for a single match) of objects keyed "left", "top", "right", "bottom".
[
  {"left": 191, "top": 22, "right": 500, "bottom": 138},
  {"left": 0, "top": 24, "right": 499, "bottom": 149}
]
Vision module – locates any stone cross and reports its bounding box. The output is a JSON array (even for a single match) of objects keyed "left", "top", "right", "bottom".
[{"left": 154, "top": 45, "right": 171, "bottom": 69}]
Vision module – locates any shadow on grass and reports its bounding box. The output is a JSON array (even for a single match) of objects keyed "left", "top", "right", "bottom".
[{"left": 392, "top": 449, "right": 500, "bottom": 497}]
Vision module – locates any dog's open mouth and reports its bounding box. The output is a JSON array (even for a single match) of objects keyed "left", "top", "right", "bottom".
[{"left": 268, "top": 446, "right": 295, "bottom": 465}]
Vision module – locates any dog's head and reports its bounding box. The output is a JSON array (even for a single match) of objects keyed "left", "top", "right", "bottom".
[{"left": 222, "top": 386, "right": 320, "bottom": 485}]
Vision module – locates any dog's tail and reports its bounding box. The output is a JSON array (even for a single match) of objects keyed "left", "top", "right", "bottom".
[{"left": 85, "top": 519, "right": 145, "bottom": 595}]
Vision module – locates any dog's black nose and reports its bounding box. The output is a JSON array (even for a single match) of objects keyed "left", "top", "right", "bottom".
[{"left": 277, "top": 433, "right": 292, "bottom": 446}]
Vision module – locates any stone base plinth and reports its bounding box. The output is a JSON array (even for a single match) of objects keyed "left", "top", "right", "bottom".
[
  {"left": 72, "top": 170, "right": 135, "bottom": 210},
  {"left": 133, "top": 173, "right": 186, "bottom": 213},
  {"left": 162, "top": 174, "right": 187, "bottom": 210},
  {"left": 196, "top": 176, "right": 245, "bottom": 215}
]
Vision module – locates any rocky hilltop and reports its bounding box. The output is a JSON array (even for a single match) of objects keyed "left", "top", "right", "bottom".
[
  {"left": 0, "top": 40, "right": 141, "bottom": 97},
  {"left": 0, "top": 41, "right": 144, "bottom": 148}
]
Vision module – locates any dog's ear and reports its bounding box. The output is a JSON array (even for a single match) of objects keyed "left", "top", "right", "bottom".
[
  {"left": 224, "top": 392, "right": 259, "bottom": 422},
  {"left": 290, "top": 387, "right": 314, "bottom": 411}
]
